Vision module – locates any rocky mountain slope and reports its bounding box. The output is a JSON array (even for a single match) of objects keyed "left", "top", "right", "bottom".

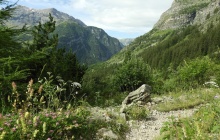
[
  {"left": 106, "top": 0, "right": 220, "bottom": 65},
  {"left": 7, "top": 5, "right": 123, "bottom": 64},
  {"left": 154, "top": 0, "right": 220, "bottom": 30}
]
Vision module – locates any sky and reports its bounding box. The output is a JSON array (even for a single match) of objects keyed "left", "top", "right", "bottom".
[{"left": 10, "top": 0, "right": 173, "bottom": 39}]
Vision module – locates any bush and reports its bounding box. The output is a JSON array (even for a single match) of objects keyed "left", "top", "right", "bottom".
[
  {"left": 113, "top": 57, "right": 152, "bottom": 92},
  {"left": 125, "top": 104, "right": 150, "bottom": 120},
  {"left": 176, "top": 57, "right": 215, "bottom": 89}
]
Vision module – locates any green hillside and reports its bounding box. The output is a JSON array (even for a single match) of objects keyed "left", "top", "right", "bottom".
[
  {"left": 55, "top": 21, "right": 122, "bottom": 64},
  {"left": 81, "top": 0, "right": 220, "bottom": 105}
]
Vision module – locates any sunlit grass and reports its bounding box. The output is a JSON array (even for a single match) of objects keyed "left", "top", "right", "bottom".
[
  {"left": 154, "top": 88, "right": 219, "bottom": 112},
  {"left": 157, "top": 96, "right": 220, "bottom": 140}
]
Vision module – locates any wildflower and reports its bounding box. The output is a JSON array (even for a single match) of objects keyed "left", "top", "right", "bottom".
[
  {"left": 56, "top": 122, "right": 59, "bottom": 126},
  {"left": 40, "top": 96, "right": 45, "bottom": 103},
  {"left": 65, "top": 125, "right": 74, "bottom": 130},
  {"left": 49, "top": 130, "right": 54, "bottom": 133},
  {"left": 214, "top": 95, "right": 219, "bottom": 99},
  {"left": 4, "top": 122, "right": 10, "bottom": 127},
  {"left": 6, "top": 114, "right": 11, "bottom": 117},
  {"left": 25, "top": 112, "right": 30, "bottom": 119},
  {"left": 0, "top": 128, "right": 3, "bottom": 131},
  {"left": 47, "top": 138, "right": 51, "bottom": 140},
  {"left": 0, "top": 131, "right": 6, "bottom": 139},
  {"left": 21, "top": 117, "right": 27, "bottom": 134},
  {"left": 74, "top": 123, "right": 79, "bottom": 128},
  {"left": 33, "top": 129, "right": 39, "bottom": 138},
  {"left": 38, "top": 85, "right": 43, "bottom": 94},
  {"left": 12, "top": 82, "right": 17, "bottom": 91},
  {"left": 67, "top": 104, "right": 71, "bottom": 110},
  {"left": 11, "top": 127, "right": 16, "bottom": 132},
  {"left": 30, "top": 89, "right": 34, "bottom": 97},
  {"left": 16, "top": 119, "right": 19, "bottom": 125},
  {"left": 33, "top": 116, "right": 37, "bottom": 124},
  {"left": 43, "top": 122, "right": 47, "bottom": 134}
]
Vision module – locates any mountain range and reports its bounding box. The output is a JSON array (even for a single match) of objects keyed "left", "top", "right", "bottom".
[{"left": 7, "top": 5, "right": 123, "bottom": 64}]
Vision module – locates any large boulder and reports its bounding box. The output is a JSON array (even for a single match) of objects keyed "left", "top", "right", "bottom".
[{"left": 120, "top": 84, "right": 151, "bottom": 113}]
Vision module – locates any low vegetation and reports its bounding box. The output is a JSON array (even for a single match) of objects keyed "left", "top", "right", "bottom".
[{"left": 158, "top": 95, "right": 220, "bottom": 139}]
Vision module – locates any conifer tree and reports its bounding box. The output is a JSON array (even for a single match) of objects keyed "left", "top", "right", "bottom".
[
  {"left": 0, "top": 0, "right": 27, "bottom": 110},
  {"left": 23, "top": 13, "right": 58, "bottom": 79}
]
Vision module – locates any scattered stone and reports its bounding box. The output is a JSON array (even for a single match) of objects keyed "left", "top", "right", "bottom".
[
  {"left": 126, "top": 108, "right": 197, "bottom": 140},
  {"left": 97, "top": 128, "right": 119, "bottom": 140}
]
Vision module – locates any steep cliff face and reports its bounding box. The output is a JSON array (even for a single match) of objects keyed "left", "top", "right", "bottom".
[
  {"left": 154, "top": 0, "right": 220, "bottom": 30},
  {"left": 7, "top": 5, "right": 123, "bottom": 64}
]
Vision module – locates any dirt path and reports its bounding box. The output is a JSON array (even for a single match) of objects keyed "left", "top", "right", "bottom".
[{"left": 126, "top": 108, "right": 197, "bottom": 140}]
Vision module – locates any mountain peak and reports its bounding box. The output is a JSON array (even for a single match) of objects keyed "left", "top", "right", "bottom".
[{"left": 8, "top": 5, "right": 86, "bottom": 27}]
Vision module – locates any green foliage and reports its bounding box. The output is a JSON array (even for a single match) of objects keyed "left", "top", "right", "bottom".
[
  {"left": 214, "top": 7, "right": 219, "bottom": 14},
  {"left": 140, "top": 23, "right": 220, "bottom": 69},
  {"left": 179, "top": 2, "right": 210, "bottom": 14},
  {"left": 0, "top": 0, "right": 16, "bottom": 25},
  {"left": 113, "top": 54, "right": 152, "bottom": 92},
  {"left": 177, "top": 57, "right": 215, "bottom": 89},
  {"left": 55, "top": 21, "right": 122, "bottom": 64},
  {"left": 0, "top": 73, "right": 129, "bottom": 140},
  {"left": 22, "top": 13, "right": 58, "bottom": 79},
  {"left": 82, "top": 54, "right": 153, "bottom": 106},
  {"left": 0, "top": 0, "right": 28, "bottom": 112},
  {"left": 125, "top": 104, "right": 149, "bottom": 120},
  {"left": 206, "top": 13, "right": 211, "bottom": 20}
]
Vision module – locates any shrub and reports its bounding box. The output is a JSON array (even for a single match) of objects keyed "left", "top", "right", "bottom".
[
  {"left": 125, "top": 104, "right": 150, "bottom": 120},
  {"left": 176, "top": 57, "right": 215, "bottom": 89},
  {"left": 113, "top": 57, "right": 152, "bottom": 92}
]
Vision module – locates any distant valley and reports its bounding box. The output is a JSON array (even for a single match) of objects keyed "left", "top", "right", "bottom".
[{"left": 118, "top": 38, "right": 134, "bottom": 46}]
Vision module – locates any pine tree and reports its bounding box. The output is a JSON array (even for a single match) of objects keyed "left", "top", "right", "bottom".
[
  {"left": 23, "top": 13, "right": 58, "bottom": 79},
  {"left": 0, "top": 0, "right": 27, "bottom": 111}
]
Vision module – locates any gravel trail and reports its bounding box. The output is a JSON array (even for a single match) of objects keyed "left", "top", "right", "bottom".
[{"left": 126, "top": 108, "right": 197, "bottom": 140}]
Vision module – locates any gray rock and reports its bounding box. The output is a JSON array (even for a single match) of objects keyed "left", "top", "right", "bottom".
[
  {"left": 120, "top": 84, "right": 151, "bottom": 113},
  {"left": 97, "top": 128, "right": 119, "bottom": 140},
  {"left": 151, "top": 97, "right": 163, "bottom": 104}
]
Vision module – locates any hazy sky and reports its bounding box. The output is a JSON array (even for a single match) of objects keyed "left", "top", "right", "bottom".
[{"left": 11, "top": 0, "right": 173, "bottom": 39}]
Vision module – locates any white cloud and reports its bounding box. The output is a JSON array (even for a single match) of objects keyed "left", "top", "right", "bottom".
[{"left": 17, "top": 0, "right": 173, "bottom": 38}]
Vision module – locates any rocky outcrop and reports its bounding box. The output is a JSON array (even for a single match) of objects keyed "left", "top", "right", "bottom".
[
  {"left": 154, "top": 0, "right": 220, "bottom": 30},
  {"left": 120, "top": 84, "right": 151, "bottom": 113}
]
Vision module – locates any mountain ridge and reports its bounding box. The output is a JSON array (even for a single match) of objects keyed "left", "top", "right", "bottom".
[
  {"left": 154, "top": 0, "right": 220, "bottom": 30},
  {"left": 7, "top": 5, "right": 123, "bottom": 64}
]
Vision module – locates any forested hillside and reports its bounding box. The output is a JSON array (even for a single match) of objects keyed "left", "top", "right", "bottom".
[{"left": 82, "top": 0, "right": 220, "bottom": 104}]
